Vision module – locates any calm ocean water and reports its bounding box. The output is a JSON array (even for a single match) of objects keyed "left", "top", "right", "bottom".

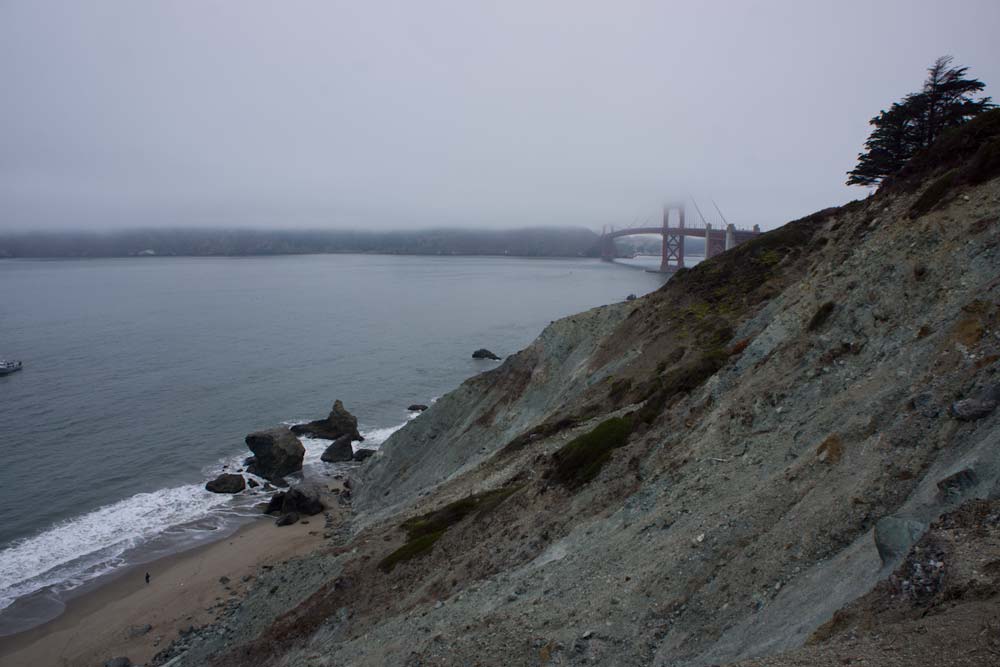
[{"left": 0, "top": 254, "right": 664, "bottom": 630}]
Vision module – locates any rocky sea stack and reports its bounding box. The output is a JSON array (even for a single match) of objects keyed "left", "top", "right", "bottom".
[
  {"left": 291, "top": 399, "right": 364, "bottom": 442},
  {"left": 244, "top": 428, "right": 305, "bottom": 481}
]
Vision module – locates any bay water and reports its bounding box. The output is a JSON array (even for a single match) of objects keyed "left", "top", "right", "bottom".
[{"left": 0, "top": 254, "right": 664, "bottom": 631}]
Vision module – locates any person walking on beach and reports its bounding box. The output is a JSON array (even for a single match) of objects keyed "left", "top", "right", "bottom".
[{"left": 145, "top": 572, "right": 150, "bottom": 584}]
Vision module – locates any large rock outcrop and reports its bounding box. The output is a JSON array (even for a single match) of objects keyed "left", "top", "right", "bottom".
[
  {"left": 244, "top": 428, "right": 305, "bottom": 481},
  {"left": 291, "top": 400, "right": 364, "bottom": 441},
  {"left": 320, "top": 434, "right": 354, "bottom": 463}
]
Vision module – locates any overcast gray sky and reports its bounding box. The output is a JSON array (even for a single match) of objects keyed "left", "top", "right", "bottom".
[{"left": 1, "top": 1, "right": 998, "bottom": 232}]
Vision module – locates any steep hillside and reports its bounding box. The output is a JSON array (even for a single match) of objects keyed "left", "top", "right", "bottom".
[{"left": 156, "top": 112, "right": 1000, "bottom": 667}]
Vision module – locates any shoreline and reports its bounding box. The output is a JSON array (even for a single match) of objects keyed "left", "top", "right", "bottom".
[
  {"left": 0, "top": 507, "right": 337, "bottom": 667},
  {"left": 0, "top": 421, "right": 400, "bottom": 645}
]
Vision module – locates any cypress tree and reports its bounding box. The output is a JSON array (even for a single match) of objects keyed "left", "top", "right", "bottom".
[
  {"left": 847, "top": 99, "right": 922, "bottom": 186},
  {"left": 847, "top": 56, "right": 992, "bottom": 186}
]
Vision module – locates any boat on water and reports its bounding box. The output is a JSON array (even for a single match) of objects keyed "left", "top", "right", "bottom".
[{"left": 0, "top": 359, "right": 23, "bottom": 376}]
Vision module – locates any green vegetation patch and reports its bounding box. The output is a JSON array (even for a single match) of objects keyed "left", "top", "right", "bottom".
[
  {"left": 499, "top": 403, "right": 604, "bottom": 456},
  {"left": 908, "top": 169, "right": 958, "bottom": 218},
  {"left": 635, "top": 349, "right": 729, "bottom": 425},
  {"left": 735, "top": 213, "right": 827, "bottom": 270},
  {"left": 377, "top": 530, "right": 446, "bottom": 573},
  {"left": 550, "top": 417, "right": 631, "bottom": 488},
  {"left": 758, "top": 248, "right": 783, "bottom": 266},
  {"left": 965, "top": 137, "right": 1000, "bottom": 185},
  {"left": 899, "top": 108, "right": 1000, "bottom": 186},
  {"left": 682, "top": 302, "right": 713, "bottom": 320},
  {"left": 378, "top": 486, "right": 521, "bottom": 572}
]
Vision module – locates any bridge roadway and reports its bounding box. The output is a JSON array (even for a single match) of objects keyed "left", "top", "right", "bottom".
[{"left": 600, "top": 204, "right": 760, "bottom": 273}]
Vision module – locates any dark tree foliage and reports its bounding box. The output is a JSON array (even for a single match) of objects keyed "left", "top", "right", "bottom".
[
  {"left": 847, "top": 101, "right": 922, "bottom": 187},
  {"left": 847, "top": 56, "right": 992, "bottom": 186}
]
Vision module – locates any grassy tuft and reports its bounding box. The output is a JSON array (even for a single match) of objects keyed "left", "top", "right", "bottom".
[
  {"left": 908, "top": 169, "right": 958, "bottom": 218},
  {"left": 550, "top": 417, "right": 631, "bottom": 487},
  {"left": 378, "top": 530, "right": 445, "bottom": 572},
  {"left": 757, "top": 249, "right": 783, "bottom": 266},
  {"left": 635, "top": 349, "right": 728, "bottom": 425},
  {"left": 378, "top": 486, "right": 521, "bottom": 572},
  {"left": 965, "top": 137, "right": 1000, "bottom": 185}
]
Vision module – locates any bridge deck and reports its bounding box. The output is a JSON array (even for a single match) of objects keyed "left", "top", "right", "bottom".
[{"left": 603, "top": 226, "right": 758, "bottom": 241}]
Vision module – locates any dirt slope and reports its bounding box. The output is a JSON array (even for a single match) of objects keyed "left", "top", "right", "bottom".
[{"left": 736, "top": 499, "right": 1000, "bottom": 666}]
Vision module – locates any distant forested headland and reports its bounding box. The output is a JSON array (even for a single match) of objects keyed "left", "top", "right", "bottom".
[{"left": 0, "top": 227, "right": 608, "bottom": 258}]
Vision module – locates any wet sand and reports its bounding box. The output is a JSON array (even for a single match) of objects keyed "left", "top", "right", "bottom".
[{"left": 0, "top": 517, "right": 328, "bottom": 667}]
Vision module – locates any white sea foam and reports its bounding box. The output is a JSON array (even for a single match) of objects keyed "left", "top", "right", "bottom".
[
  {"left": 287, "top": 410, "right": 418, "bottom": 466},
  {"left": 0, "top": 483, "right": 231, "bottom": 611},
  {"left": 361, "top": 419, "right": 412, "bottom": 446},
  {"left": 0, "top": 414, "right": 420, "bottom": 615},
  {"left": 295, "top": 419, "right": 411, "bottom": 468}
]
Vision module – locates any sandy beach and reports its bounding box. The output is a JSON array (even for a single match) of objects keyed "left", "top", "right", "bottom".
[{"left": 0, "top": 515, "right": 330, "bottom": 667}]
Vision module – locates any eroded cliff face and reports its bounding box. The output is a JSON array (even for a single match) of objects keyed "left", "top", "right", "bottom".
[
  {"left": 162, "top": 116, "right": 1000, "bottom": 667},
  {"left": 351, "top": 300, "right": 635, "bottom": 524}
]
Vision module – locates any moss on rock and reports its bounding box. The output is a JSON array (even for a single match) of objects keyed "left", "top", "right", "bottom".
[
  {"left": 378, "top": 486, "right": 522, "bottom": 572},
  {"left": 550, "top": 417, "right": 632, "bottom": 488}
]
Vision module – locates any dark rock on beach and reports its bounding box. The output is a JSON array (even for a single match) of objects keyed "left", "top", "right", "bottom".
[
  {"left": 283, "top": 484, "right": 325, "bottom": 515},
  {"left": 265, "top": 494, "right": 284, "bottom": 515},
  {"left": 244, "top": 428, "right": 305, "bottom": 481},
  {"left": 320, "top": 434, "right": 354, "bottom": 463},
  {"left": 275, "top": 512, "right": 300, "bottom": 526},
  {"left": 472, "top": 348, "right": 501, "bottom": 360},
  {"left": 408, "top": 404, "right": 429, "bottom": 412},
  {"left": 104, "top": 658, "right": 133, "bottom": 667},
  {"left": 126, "top": 624, "right": 152, "bottom": 638},
  {"left": 353, "top": 448, "right": 376, "bottom": 462},
  {"left": 266, "top": 482, "right": 325, "bottom": 519},
  {"left": 205, "top": 473, "right": 246, "bottom": 494},
  {"left": 291, "top": 399, "right": 364, "bottom": 442}
]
